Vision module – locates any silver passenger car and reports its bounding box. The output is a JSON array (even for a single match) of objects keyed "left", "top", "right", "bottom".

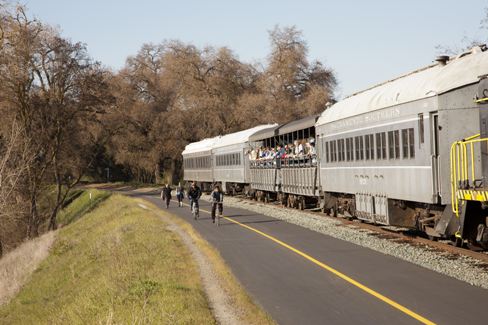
[
  {"left": 182, "top": 136, "right": 219, "bottom": 190},
  {"left": 316, "top": 46, "right": 488, "bottom": 230}
]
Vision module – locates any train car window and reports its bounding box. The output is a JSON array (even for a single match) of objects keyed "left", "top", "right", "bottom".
[
  {"left": 369, "top": 134, "right": 375, "bottom": 160},
  {"left": 354, "top": 136, "right": 364, "bottom": 160},
  {"left": 394, "top": 130, "right": 400, "bottom": 159},
  {"left": 376, "top": 133, "right": 382, "bottom": 159},
  {"left": 331, "top": 140, "right": 336, "bottom": 162},
  {"left": 381, "top": 133, "right": 386, "bottom": 159},
  {"left": 418, "top": 113, "right": 424, "bottom": 145},
  {"left": 359, "top": 136, "right": 364, "bottom": 160},
  {"left": 354, "top": 137, "right": 361, "bottom": 160},
  {"left": 365, "top": 136, "right": 370, "bottom": 160},
  {"left": 334, "top": 140, "right": 338, "bottom": 162},
  {"left": 388, "top": 131, "right": 394, "bottom": 159},
  {"left": 329, "top": 141, "right": 333, "bottom": 162},
  {"left": 346, "top": 138, "right": 352, "bottom": 161},
  {"left": 408, "top": 128, "right": 415, "bottom": 158},
  {"left": 325, "top": 141, "right": 330, "bottom": 163},
  {"left": 337, "top": 140, "right": 342, "bottom": 162},
  {"left": 402, "top": 129, "right": 408, "bottom": 158},
  {"left": 337, "top": 139, "right": 343, "bottom": 161}
]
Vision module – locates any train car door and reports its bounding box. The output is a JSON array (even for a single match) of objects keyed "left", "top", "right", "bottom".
[{"left": 430, "top": 112, "right": 441, "bottom": 203}]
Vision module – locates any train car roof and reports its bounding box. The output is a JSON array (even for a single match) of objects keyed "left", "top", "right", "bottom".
[
  {"left": 278, "top": 115, "right": 320, "bottom": 135},
  {"left": 213, "top": 124, "right": 278, "bottom": 148},
  {"left": 182, "top": 136, "right": 219, "bottom": 155},
  {"left": 248, "top": 125, "right": 279, "bottom": 141},
  {"left": 317, "top": 46, "right": 488, "bottom": 126},
  {"left": 249, "top": 115, "right": 319, "bottom": 141}
]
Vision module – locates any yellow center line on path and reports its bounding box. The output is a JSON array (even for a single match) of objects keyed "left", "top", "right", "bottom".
[{"left": 168, "top": 199, "right": 436, "bottom": 325}]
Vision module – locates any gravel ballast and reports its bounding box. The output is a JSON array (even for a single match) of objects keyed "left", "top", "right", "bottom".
[{"left": 210, "top": 195, "right": 488, "bottom": 290}]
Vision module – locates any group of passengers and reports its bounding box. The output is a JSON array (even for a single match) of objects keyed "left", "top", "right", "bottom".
[{"left": 249, "top": 138, "right": 316, "bottom": 161}]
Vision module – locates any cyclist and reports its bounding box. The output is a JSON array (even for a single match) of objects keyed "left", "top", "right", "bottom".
[
  {"left": 188, "top": 181, "right": 202, "bottom": 214},
  {"left": 211, "top": 185, "right": 224, "bottom": 224}
]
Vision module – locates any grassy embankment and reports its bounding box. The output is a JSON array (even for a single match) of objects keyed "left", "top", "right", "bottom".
[
  {"left": 0, "top": 192, "right": 215, "bottom": 324},
  {"left": 0, "top": 189, "right": 274, "bottom": 324}
]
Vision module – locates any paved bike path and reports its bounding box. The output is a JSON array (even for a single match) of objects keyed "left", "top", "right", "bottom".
[{"left": 124, "top": 190, "right": 488, "bottom": 325}]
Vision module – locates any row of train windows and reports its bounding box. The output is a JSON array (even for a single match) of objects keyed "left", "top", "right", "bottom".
[
  {"left": 184, "top": 156, "right": 211, "bottom": 169},
  {"left": 324, "top": 128, "right": 415, "bottom": 163},
  {"left": 216, "top": 153, "right": 241, "bottom": 166}
]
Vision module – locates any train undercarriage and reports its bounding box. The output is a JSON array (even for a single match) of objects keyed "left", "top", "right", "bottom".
[{"left": 241, "top": 188, "right": 488, "bottom": 250}]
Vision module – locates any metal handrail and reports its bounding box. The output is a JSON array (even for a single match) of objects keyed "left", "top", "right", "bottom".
[
  {"left": 450, "top": 133, "right": 486, "bottom": 216},
  {"left": 250, "top": 155, "right": 317, "bottom": 169}
]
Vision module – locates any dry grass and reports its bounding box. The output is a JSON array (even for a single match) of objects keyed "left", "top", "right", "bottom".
[{"left": 0, "top": 231, "right": 56, "bottom": 306}]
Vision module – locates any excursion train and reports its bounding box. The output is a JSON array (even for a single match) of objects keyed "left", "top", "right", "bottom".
[{"left": 182, "top": 45, "right": 488, "bottom": 249}]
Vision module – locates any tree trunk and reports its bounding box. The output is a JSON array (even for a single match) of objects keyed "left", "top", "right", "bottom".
[
  {"left": 27, "top": 198, "right": 39, "bottom": 238},
  {"left": 48, "top": 205, "right": 59, "bottom": 230}
]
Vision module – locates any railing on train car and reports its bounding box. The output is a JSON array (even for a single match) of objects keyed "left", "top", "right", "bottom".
[
  {"left": 250, "top": 159, "right": 281, "bottom": 168},
  {"left": 280, "top": 155, "right": 317, "bottom": 168},
  {"left": 450, "top": 133, "right": 488, "bottom": 217},
  {"left": 250, "top": 155, "right": 317, "bottom": 169}
]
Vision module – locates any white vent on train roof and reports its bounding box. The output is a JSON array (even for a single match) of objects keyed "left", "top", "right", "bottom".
[{"left": 435, "top": 55, "right": 449, "bottom": 66}]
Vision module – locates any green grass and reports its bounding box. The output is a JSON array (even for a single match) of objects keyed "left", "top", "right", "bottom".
[
  {"left": 56, "top": 189, "right": 110, "bottom": 226},
  {"left": 0, "top": 195, "right": 215, "bottom": 325}
]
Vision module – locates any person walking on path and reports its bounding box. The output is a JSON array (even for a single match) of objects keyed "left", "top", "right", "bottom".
[
  {"left": 211, "top": 185, "right": 224, "bottom": 224},
  {"left": 176, "top": 183, "right": 184, "bottom": 207},
  {"left": 161, "top": 184, "right": 172, "bottom": 209}
]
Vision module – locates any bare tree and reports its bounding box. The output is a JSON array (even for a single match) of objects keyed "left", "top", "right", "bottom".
[{"left": 0, "top": 120, "right": 32, "bottom": 256}]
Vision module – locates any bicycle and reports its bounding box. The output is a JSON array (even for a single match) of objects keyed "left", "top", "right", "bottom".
[
  {"left": 212, "top": 202, "right": 223, "bottom": 226},
  {"left": 217, "top": 207, "right": 222, "bottom": 226}
]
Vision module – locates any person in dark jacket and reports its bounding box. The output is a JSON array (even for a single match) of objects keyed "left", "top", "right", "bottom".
[
  {"left": 161, "top": 184, "right": 172, "bottom": 208},
  {"left": 188, "top": 181, "right": 202, "bottom": 212},
  {"left": 211, "top": 185, "right": 224, "bottom": 223}
]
